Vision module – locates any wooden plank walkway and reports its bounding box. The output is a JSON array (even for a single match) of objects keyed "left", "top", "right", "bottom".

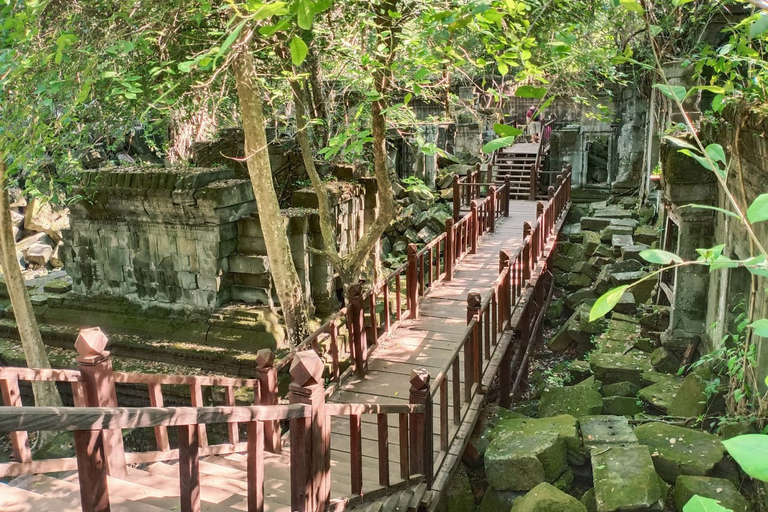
[{"left": 325, "top": 200, "right": 537, "bottom": 498}]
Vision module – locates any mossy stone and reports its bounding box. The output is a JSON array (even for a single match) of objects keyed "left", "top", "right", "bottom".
[
  {"left": 511, "top": 483, "right": 587, "bottom": 512},
  {"left": 673, "top": 475, "right": 750, "bottom": 512},
  {"left": 592, "top": 444, "right": 667, "bottom": 511},
  {"left": 485, "top": 431, "right": 566, "bottom": 491},
  {"left": 668, "top": 373, "right": 707, "bottom": 418},
  {"left": 478, "top": 488, "right": 520, "bottom": 512},
  {"left": 590, "top": 353, "right": 654, "bottom": 386},
  {"left": 538, "top": 386, "right": 603, "bottom": 418},
  {"left": 439, "top": 465, "right": 475, "bottom": 512},
  {"left": 580, "top": 488, "right": 597, "bottom": 512},
  {"left": 634, "top": 422, "right": 727, "bottom": 483},
  {"left": 602, "top": 396, "right": 643, "bottom": 417},
  {"left": 601, "top": 381, "right": 640, "bottom": 397}
]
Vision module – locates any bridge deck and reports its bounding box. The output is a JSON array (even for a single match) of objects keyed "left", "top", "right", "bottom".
[{"left": 325, "top": 201, "right": 537, "bottom": 502}]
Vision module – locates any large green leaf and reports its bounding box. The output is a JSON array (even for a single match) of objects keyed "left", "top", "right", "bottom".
[
  {"left": 653, "top": 84, "right": 687, "bottom": 102},
  {"left": 619, "top": 0, "right": 644, "bottom": 14},
  {"left": 493, "top": 124, "right": 523, "bottom": 137},
  {"left": 515, "top": 86, "right": 547, "bottom": 99},
  {"left": 216, "top": 20, "right": 246, "bottom": 59},
  {"left": 296, "top": 0, "right": 314, "bottom": 30},
  {"left": 750, "top": 14, "right": 768, "bottom": 39},
  {"left": 640, "top": 249, "right": 682, "bottom": 265},
  {"left": 679, "top": 149, "right": 724, "bottom": 178},
  {"left": 289, "top": 36, "right": 308, "bottom": 66},
  {"left": 722, "top": 434, "right": 768, "bottom": 481},
  {"left": 747, "top": 194, "right": 768, "bottom": 224},
  {"left": 663, "top": 136, "right": 699, "bottom": 151},
  {"left": 705, "top": 144, "right": 726, "bottom": 164},
  {"left": 672, "top": 0, "right": 695, "bottom": 6},
  {"left": 682, "top": 495, "right": 732, "bottom": 512},
  {"left": 482, "top": 136, "right": 515, "bottom": 154},
  {"left": 749, "top": 319, "right": 768, "bottom": 338},
  {"left": 590, "top": 285, "right": 629, "bottom": 322}
]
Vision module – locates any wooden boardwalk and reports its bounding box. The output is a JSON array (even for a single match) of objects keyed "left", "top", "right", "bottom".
[{"left": 325, "top": 201, "right": 537, "bottom": 501}]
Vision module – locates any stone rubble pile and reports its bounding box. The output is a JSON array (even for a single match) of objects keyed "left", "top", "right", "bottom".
[
  {"left": 439, "top": 197, "right": 756, "bottom": 512},
  {"left": 3, "top": 188, "right": 69, "bottom": 273}
]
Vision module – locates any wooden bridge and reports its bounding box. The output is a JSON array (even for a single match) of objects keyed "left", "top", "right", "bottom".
[{"left": 0, "top": 163, "right": 572, "bottom": 512}]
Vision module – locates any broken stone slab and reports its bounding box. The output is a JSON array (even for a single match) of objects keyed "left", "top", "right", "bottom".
[
  {"left": 23, "top": 242, "right": 54, "bottom": 267},
  {"left": 581, "top": 217, "right": 612, "bottom": 231},
  {"left": 634, "top": 225, "right": 660, "bottom": 246},
  {"left": 554, "top": 254, "right": 576, "bottom": 272},
  {"left": 563, "top": 223, "right": 584, "bottom": 242},
  {"left": 608, "top": 259, "right": 643, "bottom": 273},
  {"left": 510, "top": 482, "right": 587, "bottom": 512},
  {"left": 580, "top": 488, "right": 597, "bottom": 512},
  {"left": 569, "top": 360, "right": 592, "bottom": 383},
  {"left": 565, "top": 288, "right": 597, "bottom": 310},
  {"left": 673, "top": 475, "right": 750, "bottom": 512},
  {"left": 566, "top": 273, "right": 593, "bottom": 290},
  {"left": 43, "top": 279, "right": 72, "bottom": 294},
  {"left": 485, "top": 431, "right": 567, "bottom": 491},
  {"left": 602, "top": 396, "right": 643, "bottom": 417},
  {"left": 582, "top": 231, "right": 602, "bottom": 256},
  {"left": 589, "top": 353, "right": 654, "bottom": 386},
  {"left": 566, "top": 243, "right": 586, "bottom": 261},
  {"left": 592, "top": 207, "right": 634, "bottom": 220},
  {"left": 24, "top": 198, "right": 69, "bottom": 243},
  {"left": 580, "top": 415, "right": 638, "bottom": 455},
  {"left": 609, "top": 217, "right": 639, "bottom": 229},
  {"left": 640, "top": 306, "right": 670, "bottom": 332},
  {"left": 634, "top": 422, "right": 729, "bottom": 483},
  {"left": 660, "top": 331, "right": 698, "bottom": 351},
  {"left": 610, "top": 270, "right": 648, "bottom": 287},
  {"left": 621, "top": 244, "right": 650, "bottom": 263},
  {"left": 650, "top": 347, "right": 681, "bottom": 374},
  {"left": 592, "top": 444, "right": 667, "bottom": 512},
  {"left": 573, "top": 261, "right": 600, "bottom": 280},
  {"left": 548, "top": 305, "right": 606, "bottom": 353},
  {"left": 611, "top": 235, "right": 634, "bottom": 251},
  {"left": 600, "top": 225, "right": 634, "bottom": 243},
  {"left": 668, "top": 373, "right": 708, "bottom": 418},
  {"left": 613, "top": 292, "right": 636, "bottom": 315},
  {"left": 538, "top": 386, "right": 603, "bottom": 418},
  {"left": 638, "top": 374, "right": 684, "bottom": 414},
  {"left": 601, "top": 381, "right": 640, "bottom": 397},
  {"left": 488, "top": 414, "right": 583, "bottom": 465}
]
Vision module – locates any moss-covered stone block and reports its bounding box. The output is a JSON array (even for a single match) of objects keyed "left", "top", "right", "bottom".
[
  {"left": 601, "top": 381, "right": 640, "bottom": 397},
  {"left": 485, "top": 430, "right": 567, "bottom": 491},
  {"left": 602, "top": 396, "right": 643, "bottom": 417},
  {"left": 638, "top": 374, "right": 684, "bottom": 414},
  {"left": 438, "top": 465, "right": 475, "bottom": 512},
  {"left": 634, "top": 422, "right": 727, "bottom": 483},
  {"left": 539, "top": 386, "right": 603, "bottom": 418},
  {"left": 673, "top": 475, "right": 750, "bottom": 512},
  {"left": 589, "top": 353, "right": 653, "bottom": 386},
  {"left": 511, "top": 482, "right": 587, "bottom": 512},
  {"left": 592, "top": 444, "right": 667, "bottom": 511}
]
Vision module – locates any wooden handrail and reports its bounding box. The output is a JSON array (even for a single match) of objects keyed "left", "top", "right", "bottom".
[
  {"left": 112, "top": 372, "right": 259, "bottom": 388},
  {"left": 0, "top": 368, "right": 83, "bottom": 382},
  {"left": 0, "top": 404, "right": 311, "bottom": 432}
]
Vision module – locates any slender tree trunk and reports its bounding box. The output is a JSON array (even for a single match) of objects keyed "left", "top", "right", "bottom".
[
  {"left": 0, "top": 164, "right": 61, "bottom": 407},
  {"left": 233, "top": 47, "right": 310, "bottom": 346}
]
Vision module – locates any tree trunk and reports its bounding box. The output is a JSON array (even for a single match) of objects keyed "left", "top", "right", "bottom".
[
  {"left": 232, "top": 48, "right": 310, "bottom": 346},
  {"left": 0, "top": 165, "right": 61, "bottom": 407}
]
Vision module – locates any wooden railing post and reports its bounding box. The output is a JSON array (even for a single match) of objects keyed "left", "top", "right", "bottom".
[
  {"left": 470, "top": 201, "right": 478, "bottom": 254},
  {"left": 488, "top": 186, "right": 496, "bottom": 233},
  {"left": 256, "top": 349, "right": 281, "bottom": 453},
  {"left": 499, "top": 251, "right": 511, "bottom": 329},
  {"left": 504, "top": 177, "right": 511, "bottom": 217},
  {"left": 406, "top": 244, "right": 419, "bottom": 319},
  {"left": 347, "top": 283, "right": 367, "bottom": 377},
  {"left": 529, "top": 163, "right": 537, "bottom": 201},
  {"left": 289, "top": 351, "right": 330, "bottom": 512},
  {"left": 73, "top": 429, "right": 111, "bottom": 512},
  {"left": 178, "top": 423, "right": 201, "bottom": 512},
  {"left": 0, "top": 376, "right": 31, "bottom": 463},
  {"left": 522, "top": 223, "right": 532, "bottom": 283},
  {"left": 409, "top": 369, "right": 433, "bottom": 488},
  {"left": 452, "top": 175, "right": 460, "bottom": 222},
  {"left": 445, "top": 219, "right": 455, "bottom": 281},
  {"left": 75, "top": 327, "right": 127, "bottom": 478},
  {"left": 467, "top": 292, "right": 482, "bottom": 390},
  {"left": 486, "top": 162, "right": 493, "bottom": 185}
]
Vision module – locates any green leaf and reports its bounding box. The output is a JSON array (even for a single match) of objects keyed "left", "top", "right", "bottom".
[
  {"left": 482, "top": 136, "right": 516, "bottom": 154},
  {"left": 590, "top": 285, "right": 629, "bottom": 322},
  {"left": 712, "top": 94, "right": 725, "bottom": 113},
  {"left": 682, "top": 495, "right": 732, "bottom": 512},
  {"left": 259, "top": 19, "right": 291, "bottom": 36},
  {"left": 619, "top": 0, "right": 644, "bottom": 14},
  {"left": 678, "top": 149, "right": 724, "bottom": 178},
  {"left": 694, "top": 85, "right": 726, "bottom": 95},
  {"left": 296, "top": 0, "right": 314, "bottom": 30},
  {"left": 403, "top": 93, "right": 413, "bottom": 105},
  {"left": 672, "top": 0, "right": 695, "bottom": 6},
  {"left": 678, "top": 204, "right": 740, "bottom": 219},
  {"left": 749, "top": 320, "right": 768, "bottom": 338},
  {"left": 705, "top": 144, "right": 726, "bottom": 164},
  {"left": 515, "top": 86, "right": 547, "bottom": 99},
  {"left": 290, "top": 36, "right": 308, "bottom": 66},
  {"left": 747, "top": 194, "right": 768, "bottom": 224},
  {"left": 653, "top": 84, "right": 687, "bottom": 102},
  {"left": 640, "top": 249, "right": 683, "bottom": 265},
  {"left": 663, "top": 136, "right": 699, "bottom": 151},
  {"left": 497, "top": 61, "right": 509, "bottom": 76},
  {"left": 216, "top": 20, "right": 246, "bottom": 59},
  {"left": 722, "top": 434, "right": 768, "bottom": 481},
  {"left": 246, "top": 1, "right": 289, "bottom": 19},
  {"left": 749, "top": 14, "right": 768, "bottom": 39},
  {"left": 493, "top": 124, "right": 523, "bottom": 137}
]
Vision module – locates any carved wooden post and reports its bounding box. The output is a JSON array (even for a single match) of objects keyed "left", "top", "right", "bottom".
[
  {"left": 75, "top": 327, "right": 126, "bottom": 478},
  {"left": 467, "top": 292, "right": 482, "bottom": 390},
  {"left": 529, "top": 163, "right": 537, "bottom": 201},
  {"left": 470, "top": 201, "right": 478, "bottom": 254},
  {"left": 504, "top": 177, "right": 511, "bottom": 217},
  {"left": 73, "top": 429, "right": 111, "bottom": 512},
  {"left": 486, "top": 161, "right": 493, "bottom": 184},
  {"left": 178, "top": 423, "right": 201, "bottom": 512},
  {"left": 347, "top": 283, "right": 367, "bottom": 376},
  {"left": 409, "top": 368, "right": 433, "bottom": 488},
  {"left": 522, "top": 223, "right": 532, "bottom": 283},
  {"left": 488, "top": 186, "right": 496, "bottom": 233},
  {"left": 0, "top": 376, "right": 31, "bottom": 463},
  {"left": 289, "top": 351, "right": 330, "bottom": 512},
  {"left": 445, "top": 219, "right": 455, "bottom": 281},
  {"left": 452, "top": 175, "right": 460, "bottom": 221},
  {"left": 499, "top": 251, "right": 511, "bottom": 329},
  {"left": 406, "top": 244, "right": 419, "bottom": 319},
  {"left": 255, "top": 349, "right": 281, "bottom": 453}
]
